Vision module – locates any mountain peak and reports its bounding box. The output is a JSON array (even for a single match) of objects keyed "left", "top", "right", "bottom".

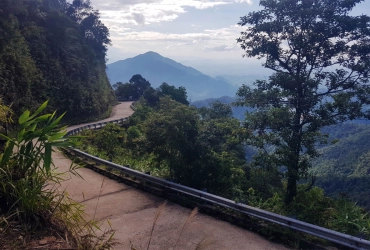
[
  {"left": 107, "top": 52, "right": 238, "bottom": 100},
  {"left": 140, "top": 51, "right": 162, "bottom": 58},
  {"left": 143, "top": 51, "right": 160, "bottom": 55}
]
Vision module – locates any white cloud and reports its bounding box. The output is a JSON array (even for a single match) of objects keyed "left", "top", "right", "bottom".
[
  {"left": 89, "top": 0, "right": 256, "bottom": 68},
  {"left": 92, "top": 0, "right": 252, "bottom": 26},
  {"left": 234, "top": 0, "right": 253, "bottom": 4},
  {"left": 111, "top": 25, "right": 244, "bottom": 42},
  {"left": 204, "top": 44, "right": 238, "bottom": 52}
]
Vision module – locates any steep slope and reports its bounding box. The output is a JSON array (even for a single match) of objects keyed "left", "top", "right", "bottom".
[
  {"left": 192, "top": 96, "right": 370, "bottom": 209},
  {"left": 107, "top": 52, "right": 238, "bottom": 100},
  {"left": 311, "top": 123, "right": 370, "bottom": 209},
  {"left": 0, "top": 0, "right": 116, "bottom": 124}
]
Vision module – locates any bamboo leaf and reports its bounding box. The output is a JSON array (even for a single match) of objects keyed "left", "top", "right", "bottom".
[
  {"left": 18, "top": 110, "right": 30, "bottom": 124},
  {"left": 48, "top": 131, "right": 67, "bottom": 142},
  {"left": 0, "top": 141, "right": 15, "bottom": 168},
  {"left": 42, "top": 112, "right": 64, "bottom": 134},
  {"left": 28, "top": 123, "right": 37, "bottom": 132},
  {"left": 19, "top": 120, "right": 34, "bottom": 130},
  {"left": 0, "top": 133, "right": 12, "bottom": 142},
  {"left": 33, "top": 114, "right": 52, "bottom": 123},
  {"left": 44, "top": 143, "right": 52, "bottom": 173},
  {"left": 49, "top": 112, "right": 65, "bottom": 128},
  {"left": 18, "top": 128, "right": 25, "bottom": 142},
  {"left": 29, "top": 100, "right": 48, "bottom": 119},
  {"left": 49, "top": 140, "right": 73, "bottom": 148}
]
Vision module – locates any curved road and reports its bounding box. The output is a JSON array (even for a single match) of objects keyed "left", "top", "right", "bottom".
[{"left": 54, "top": 102, "right": 289, "bottom": 250}]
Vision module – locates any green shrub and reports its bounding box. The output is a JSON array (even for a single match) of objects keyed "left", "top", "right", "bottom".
[
  {"left": 93, "top": 123, "right": 124, "bottom": 159},
  {"left": 0, "top": 101, "right": 118, "bottom": 249},
  {"left": 289, "top": 186, "right": 333, "bottom": 227},
  {"left": 329, "top": 197, "right": 370, "bottom": 237},
  {"left": 0, "top": 100, "right": 75, "bottom": 221},
  {"left": 247, "top": 184, "right": 370, "bottom": 240}
]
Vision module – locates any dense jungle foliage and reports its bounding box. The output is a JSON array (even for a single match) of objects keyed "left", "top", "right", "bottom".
[
  {"left": 79, "top": 77, "right": 370, "bottom": 240},
  {"left": 311, "top": 123, "right": 370, "bottom": 210},
  {"left": 0, "top": 0, "right": 116, "bottom": 125},
  {"left": 194, "top": 97, "right": 370, "bottom": 210}
]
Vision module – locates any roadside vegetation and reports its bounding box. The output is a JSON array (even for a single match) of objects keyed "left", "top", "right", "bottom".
[
  {"left": 0, "top": 101, "right": 116, "bottom": 249},
  {"left": 78, "top": 74, "right": 370, "bottom": 245}
]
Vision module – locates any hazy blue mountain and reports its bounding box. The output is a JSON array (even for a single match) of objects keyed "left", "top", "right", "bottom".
[
  {"left": 107, "top": 51, "right": 238, "bottom": 100},
  {"left": 214, "top": 74, "right": 269, "bottom": 87}
]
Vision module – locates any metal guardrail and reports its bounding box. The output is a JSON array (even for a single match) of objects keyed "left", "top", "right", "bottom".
[
  {"left": 65, "top": 117, "right": 370, "bottom": 250},
  {"left": 66, "top": 118, "right": 127, "bottom": 136}
]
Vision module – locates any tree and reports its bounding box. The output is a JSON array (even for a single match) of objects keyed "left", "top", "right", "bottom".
[
  {"left": 235, "top": 0, "right": 370, "bottom": 204},
  {"left": 0, "top": 0, "right": 115, "bottom": 124},
  {"left": 143, "top": 87, "right": 160, "bottom": 107},
  {"left": 129, "top": 74, "right": 151, "bottom": 98},
  {"left": 144, "top": 97, "right": 198, "bottom": 180},
  {"left": 142, "top": 97, "right": 246, "bottom": 197},
  {"left": 158, "top": 82, "right": 189, "bottom": 105},
  {"left": 113, "top": 82, "right": 136, "bottom": 99},
  {"left": 113, "top": 75, "right": 152, "bottom": 100},
  {"left": 198, "top": 101, "right": 233, "bottom": 120},
  {"left": 66, "top": 0, "right": 111, "bottom": 59}
]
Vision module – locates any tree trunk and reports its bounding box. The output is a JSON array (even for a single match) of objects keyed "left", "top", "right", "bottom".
[
  {"left": 285, "top": 170, "right": 298, "bottom": 204},
  {"left": 285, "top": 104, "right": 302, "bottom": 205}
]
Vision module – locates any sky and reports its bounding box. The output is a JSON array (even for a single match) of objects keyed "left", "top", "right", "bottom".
[{"left": 88, "top": 0, "right": 370, "bottom": 76}]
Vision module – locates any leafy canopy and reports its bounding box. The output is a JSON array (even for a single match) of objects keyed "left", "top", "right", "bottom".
[{"left": 235, "top": 0, "right": 370, "bottom": 204}]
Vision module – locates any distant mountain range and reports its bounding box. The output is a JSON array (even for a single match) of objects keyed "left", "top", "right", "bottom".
[
  {"left": 214, "top": 75, "right": 267, "bottom": 87},
  {"left": 191, "top": 96, "right": 253, "bottom": 121},
  {"left": 106, "top": 51, "right": 239, "bottom": 100}
]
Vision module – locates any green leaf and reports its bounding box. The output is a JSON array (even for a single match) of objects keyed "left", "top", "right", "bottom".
[
  {"left": 33, "top": 114, "right": 52, "bottom": 123},
  {"left": 0, "top": 133, "right": 12, "bottom": 142},
  {"left": 19, "top": 120, "right": 34, "bottom": 130},
  {"left": 48, "top": 131, "right": 67, "bottom": 142},
  {"left": 49, "top": 140, "right": 73, "bottom": 147},
  {"left": 18, "top": 110, "right": 30, "bottom": 124},
  {"left": 0, "top": 141, "right": 15, "bottom": 168},
  {"left": 44, "top": 143, "right": 52, "bottom": 173},
  {"left": 42, "top": 112, "right": 64, "bottom": 135},
  {"left": 28, "top": 123, "right": 37, "bottom": 132},
  {"left": 18, "top": 128, "right": 26, "bottom": 142},
  {"left": 49, "top": 112, "right": 65, "bottom": 128},
  {"left": 29, "top": 100, "right": 48, "bottom": 120},
  {"left": 24, "top": 141, "right": 33, "bottom": 156}
]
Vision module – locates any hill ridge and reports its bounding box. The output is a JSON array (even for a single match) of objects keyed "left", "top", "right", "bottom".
[{"left": 107, "top": 52, "right": 237, "bottom": 100}]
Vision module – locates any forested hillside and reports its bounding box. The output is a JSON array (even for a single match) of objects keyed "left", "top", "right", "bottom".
[
  {"left": 191, "top": 96, "right": 253, "bottom": 120},
  {"left": 194, "top": 97, "right": 370, "bottom": 209},
  {"left": 0, "top": 0, "right": 116, "bottom": 124},
  {"left": 312, "top": 123, "right": 370, "bottom": 209}
]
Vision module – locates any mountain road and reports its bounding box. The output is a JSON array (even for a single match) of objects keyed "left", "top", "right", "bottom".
[{"left": 53, "top": 102, "right": 289, "bottom": 250}]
